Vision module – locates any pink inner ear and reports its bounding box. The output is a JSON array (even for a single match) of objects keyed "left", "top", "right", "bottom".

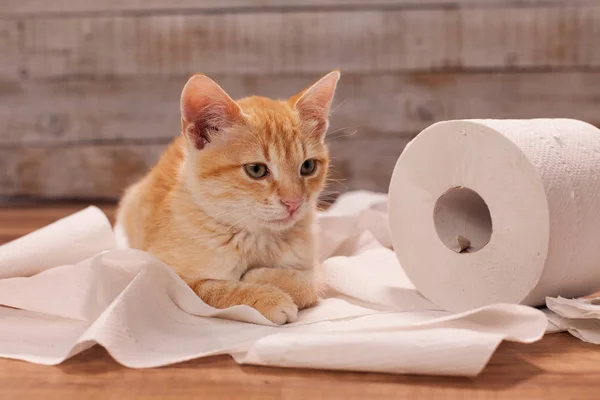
[
  {"left": 293, "top": 71, "right": 340, "bottom": 135},
  {"left": 180, "top": 75, "right": 242, "bottom": 149},
  {"left": 296, "top": 104, "right": 328, "bottom": 135}
]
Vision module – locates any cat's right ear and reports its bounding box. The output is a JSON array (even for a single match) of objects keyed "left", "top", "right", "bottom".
[{"left": 180, "top": 74, "right": 244, "bottom": 150}]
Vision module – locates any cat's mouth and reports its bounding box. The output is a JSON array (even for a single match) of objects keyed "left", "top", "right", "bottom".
[
  {"left": 267, "top": 214, "right": 295, "bottom": 224},
  {"left": 264, "top": 210, "right": 302, "bottom": 226}
]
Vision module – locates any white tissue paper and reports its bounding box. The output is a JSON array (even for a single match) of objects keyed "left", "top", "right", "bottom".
[
  {"left": 0, "top": 197, "right": 547, "bottom": 376},
  {"left": 545, "top": 296, "right": 600, "bottom": 344}
]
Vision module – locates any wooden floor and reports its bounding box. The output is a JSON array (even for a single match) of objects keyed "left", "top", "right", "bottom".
[{"left": 1, "top": 204, "right": 599, "bottom": 399}]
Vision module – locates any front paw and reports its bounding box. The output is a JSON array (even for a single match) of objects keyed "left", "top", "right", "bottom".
[
  {"left": 253, "top": 285, "right": 299, "bottom": 325},
  {"left": 243, "top": 268, "right": 320, "bottom": 310}
]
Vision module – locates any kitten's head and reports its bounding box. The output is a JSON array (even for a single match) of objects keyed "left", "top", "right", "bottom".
[{"left": 180, "top": 71, "right": 339, "bottom": 232}]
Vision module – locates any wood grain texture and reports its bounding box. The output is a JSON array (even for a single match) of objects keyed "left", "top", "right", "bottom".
[
  {"left": 3, "top": 70, "right": 600, "bottom": 198},
  {"left": 3, "top": 5, "right": 598, "bottom": 79},
  {"left": 1, "top": 0, "right": 600, "bottom": 200},
  {"left": 0, "top": 137, "right": 411, "bottom": 198},
  {"left": 0, "top": 143, "right": 165, "bottom": 198},
  {"left": 1, "top": 0, "right": 590, "bottom": 16},
  {"left": 2, "top": 71, "right": 600, "bottom": 147},
  {"left": 0, "top": 20, "right": 20, "bottom": 80},
  {"left": 0, "top": 204, "right": 599, "bottom": 399}
]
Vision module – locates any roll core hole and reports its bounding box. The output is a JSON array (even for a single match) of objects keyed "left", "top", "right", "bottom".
[{"left": 433, "top": 187, "right": 492, "bottom": 253}]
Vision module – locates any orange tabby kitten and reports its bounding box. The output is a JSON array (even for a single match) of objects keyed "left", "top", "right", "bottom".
[{"left": 117, "top": 71, "right": 340, "bottom": 324}]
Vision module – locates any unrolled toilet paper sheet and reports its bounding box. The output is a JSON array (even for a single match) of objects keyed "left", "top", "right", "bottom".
[
  {"left": 0, "top": 192, "right": 565, "bottom": 376},
  {"left": 545, "top": 296, "right": 600, "bottom": 344}
]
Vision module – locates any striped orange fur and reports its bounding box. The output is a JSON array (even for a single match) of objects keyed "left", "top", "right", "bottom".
[{"left": 117, "top": 71, "right": 340, "bottom": 324}]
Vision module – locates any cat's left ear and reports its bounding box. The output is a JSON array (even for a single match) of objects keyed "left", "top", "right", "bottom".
[{"left": 290, "top": 70, "right": 340, "bottom": 139}]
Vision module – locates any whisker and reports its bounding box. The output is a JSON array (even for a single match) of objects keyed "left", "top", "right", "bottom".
[
  {"left": 329, "top": 98, "right": 348, "bottom": 115},
  {"left": 327, "top": 130, "right": 358, "bottom": 141},
  {"left": 327, "top": 125, "right": 359, "bottom": 135}
]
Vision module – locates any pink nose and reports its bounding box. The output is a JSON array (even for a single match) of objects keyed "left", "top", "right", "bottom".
[{"left": 280, "top": 198, "right": 302, "bottom": 214}]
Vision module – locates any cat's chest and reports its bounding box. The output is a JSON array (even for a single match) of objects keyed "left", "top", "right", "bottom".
[{"left": 232, "top": 230, "right": 300, "bottom": 268}]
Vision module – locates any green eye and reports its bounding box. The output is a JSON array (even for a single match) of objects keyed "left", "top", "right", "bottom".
[
  {"left": 300, "top": 159, "right": 317, "bottom": 176},
  {"left": 244, "top": 163, "right": 269, "bottom": 179}
]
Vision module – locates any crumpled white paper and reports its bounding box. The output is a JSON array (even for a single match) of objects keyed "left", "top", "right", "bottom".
[
  {"left": 544, "top": 296, "right": 600, "bottom": 344},
  {"left": 0, "top": 192, "right": 552, "bottom": 376}
]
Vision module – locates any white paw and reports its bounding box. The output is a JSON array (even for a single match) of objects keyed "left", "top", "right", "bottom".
[{"left": 254, "top": 291, "right": 299, "bottom": 325}]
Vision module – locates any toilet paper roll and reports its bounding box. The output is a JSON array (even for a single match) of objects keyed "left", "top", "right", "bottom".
[{"left": 388, "top": 119, "right": 600, "bottom": 312}]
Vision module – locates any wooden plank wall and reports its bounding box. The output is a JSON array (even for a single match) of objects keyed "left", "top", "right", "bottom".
[{"left": 0, "top": 0, "right": 599, "bottom": 199}]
